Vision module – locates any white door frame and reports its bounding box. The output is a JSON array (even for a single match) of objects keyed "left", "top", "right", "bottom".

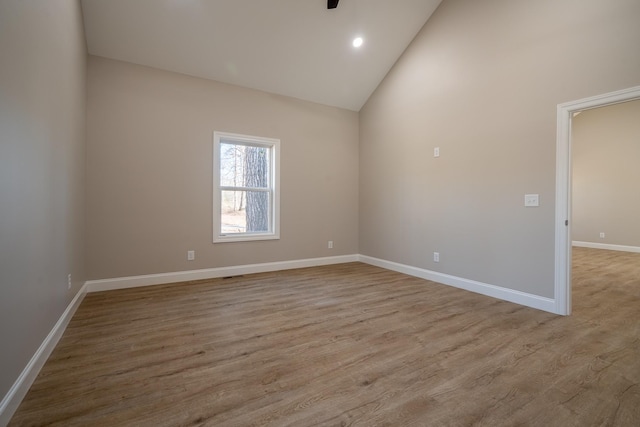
[{"left": 554, "top": 85, "right": 640, "bottom": 315}]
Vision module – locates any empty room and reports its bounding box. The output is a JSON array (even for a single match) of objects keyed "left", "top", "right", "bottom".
[{"left": 1, "top": 0, "right": 639, "bottom": 425}]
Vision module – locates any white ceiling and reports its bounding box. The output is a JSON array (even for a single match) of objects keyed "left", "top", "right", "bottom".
[{"left": 81, "top": 0, "right": 442, "bottom": 111}]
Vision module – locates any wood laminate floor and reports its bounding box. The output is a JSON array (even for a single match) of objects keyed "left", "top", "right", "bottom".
[{"left": 9, "top": 248, "right": 640, "bottom": 426}]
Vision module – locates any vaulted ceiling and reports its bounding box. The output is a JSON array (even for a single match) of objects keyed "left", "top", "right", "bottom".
[{"left": 81, "top": 0, "right": 442, "bottom": 111}]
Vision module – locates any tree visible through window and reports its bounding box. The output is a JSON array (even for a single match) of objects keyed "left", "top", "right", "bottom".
[{"left": 214, "top": 132, "right": 279, "bottom": 242}]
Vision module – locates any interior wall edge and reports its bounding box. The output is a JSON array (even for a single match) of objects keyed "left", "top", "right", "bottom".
[
  {"left": 86, "top": 255, "right": 360, "bottom": 293},
  {"left": 0, "top": 284, "right": 88, "bottom": 426},
  {"left": 359, "top": 255, "right": 558, "bottom": 315},
  {"left": 572, "top": 241, "right": 640, "bottom": 254}
]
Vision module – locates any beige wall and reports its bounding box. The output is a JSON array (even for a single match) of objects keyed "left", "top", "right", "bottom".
[
  {"left": 2, "top": 0, "right": 638, "bottom": 405},
  {"left": 0, "top": 0, "right": 86, "bottom": 400},
  {"left": 86, "top": 57, "right": 359, "bottom": 280},
  {"left": 359, "top": 0, "right": 640, "bottom": 298},
  {"left": 572, "top": 100, "right": 640, "bottom": 247}
]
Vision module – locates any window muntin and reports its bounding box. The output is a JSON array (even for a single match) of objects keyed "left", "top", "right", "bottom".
[{"left": 213, "top": 132, "right": 279, "bottom": 242}]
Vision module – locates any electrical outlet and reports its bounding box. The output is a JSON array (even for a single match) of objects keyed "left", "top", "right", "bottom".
[
  {"left": 67, "top": 274, "right": 71, "bottom": 290},
  {"left": 433, "top": 252, "right": 440, "bottom": 263},
  {"left": 434, "top": 147, "right": 440, "bottom": 157},
  {"left": 599, "top": 232, "right": 605, "bottom": 239},
  {"left": 187, "top": 250, "right": 195, "bottom": 261},
  {"left": 328, "top": 240, "right": 333, "bottom": 249}
]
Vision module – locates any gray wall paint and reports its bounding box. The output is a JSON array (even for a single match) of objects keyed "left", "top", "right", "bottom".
[
  {"left": 359, "top": 0, "right": 640, "bottom": 298},
  {"left": 572, "top": 100, "right": 640, "bottom": 247},
  {"left": 0, "top": 0, "right": 86, "bottom": 399},
  {"left": 2, "top": 0, "right": 639, "bottom": 408},
  {"left": 86, "top": 57, "right": 359, "bottom": 280}
]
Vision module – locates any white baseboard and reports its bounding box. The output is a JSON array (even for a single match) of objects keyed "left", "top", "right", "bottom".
[
  {"left": 86, "top": 254, "right": 557, "bottom": 314},
  {"left": 86, "top": 254, "right": 558, "bottom": 314},
  {"left": 572, "top": 241, "right": 640, "bottom": 254},
  {"left": 86, "top": 255, "right": 360, "bottom": 293},
  {"left": 359, "top": 255, "right": 557, "bottom": 314},
  {"left": 1, "top": 252, "right": 558, "bottom": 424},
  {"left": 0, "top": 284, "right": 88, "bottom": 426}
]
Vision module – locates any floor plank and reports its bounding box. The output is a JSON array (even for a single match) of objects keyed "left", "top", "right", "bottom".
[{"left": 9, "top": 248, "right": 640, "bottom": 426}]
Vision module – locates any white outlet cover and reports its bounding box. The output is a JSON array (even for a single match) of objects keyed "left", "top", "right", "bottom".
[{"left": 524, "top": 194, "right": 539, "bottom": 207}]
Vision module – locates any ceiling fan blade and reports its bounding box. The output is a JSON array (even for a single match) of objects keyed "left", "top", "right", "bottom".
[{"left": 328, "top": 0, "right": 339, "bottom": 9}]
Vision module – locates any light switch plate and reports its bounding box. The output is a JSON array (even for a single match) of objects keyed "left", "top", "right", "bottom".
[{"left": 524, "top": 194, "right": 539, "bottom": 207}]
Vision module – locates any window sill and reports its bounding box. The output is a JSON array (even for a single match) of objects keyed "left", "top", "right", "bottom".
[{"left": 214, "top": 233, "right": 280, "bottom": 243}]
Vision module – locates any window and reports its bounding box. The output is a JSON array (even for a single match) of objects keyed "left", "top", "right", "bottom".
[{"left": 213, "top": 131, "right": 280, "bottom": 242}]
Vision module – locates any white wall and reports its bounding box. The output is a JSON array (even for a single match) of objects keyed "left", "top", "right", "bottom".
[
  {"left": 0, "top": 0, "right": 86, "bottom": 404},
  {"left": 86, "top": 57, "right": 359, "bottom": 280},
  {"left": 3, "top": 0, "right": 640, "bottom": 414},
  {"left": 359, "top": 0, "right": 640, "bottom": 298},
  {"left": 572, "top": 100, "right": 640, "bottom": 248}
]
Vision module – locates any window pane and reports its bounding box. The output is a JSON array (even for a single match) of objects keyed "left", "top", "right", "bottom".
[
  {"left": 244, "top": 145, "right": 269, "bottom": 189},
  {"left": 220, "top": 143, "right": 269, "bottom": 188},
  {"left": 220, "top": 190, "right": 246, "bottom": 233},
  {"left": 221, "top": 190, "right": 270, "bottom": 234},
  {"left": 214, "top": 131, "right": 279, "bottom": 243},
  {"left": 220, "top": 143, "right": 244, "bottom": 187}
]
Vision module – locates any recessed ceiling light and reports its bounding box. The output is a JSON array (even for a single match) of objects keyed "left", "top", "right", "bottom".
[{"left": 352, "top": 37, "right": 363, "bottom": 48}]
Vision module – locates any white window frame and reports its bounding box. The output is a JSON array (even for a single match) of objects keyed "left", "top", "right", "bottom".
[{"left": 213, "top": 131, "right": 280, "bottom": 243}]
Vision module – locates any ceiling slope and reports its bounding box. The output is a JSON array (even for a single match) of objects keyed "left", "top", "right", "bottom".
[{"left": 81, "top": 0, "right": 442, "bottom": 111}]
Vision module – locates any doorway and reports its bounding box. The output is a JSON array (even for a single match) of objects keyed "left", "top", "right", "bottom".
[{"left": 554, "top": 85, "right": 640, "bottom": 315}]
